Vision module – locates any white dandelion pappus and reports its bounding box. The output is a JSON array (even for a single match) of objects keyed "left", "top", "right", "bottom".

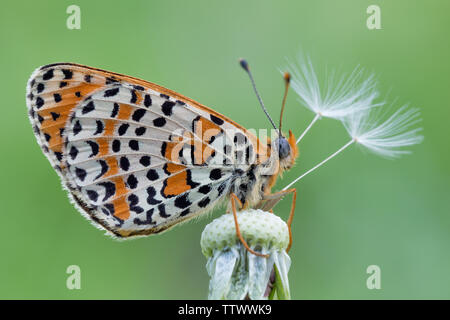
[
  {"left": 286, "top": 55, "right": 382, "bottom": 143},
  {"left": 343, "top": 105, "right": 424, "bottom": 158},
  {"left": 283, "top": 105, "right": 423, "bottom": 190}
]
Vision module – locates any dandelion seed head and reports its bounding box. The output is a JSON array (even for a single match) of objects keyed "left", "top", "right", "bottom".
[{"left": 201, "top": 210, "right": 291, "bottom": 300}]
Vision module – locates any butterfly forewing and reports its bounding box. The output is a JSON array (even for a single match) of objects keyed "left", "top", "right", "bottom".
[{"left": 26, "top": 63, "right": 262, "bottom": 237}]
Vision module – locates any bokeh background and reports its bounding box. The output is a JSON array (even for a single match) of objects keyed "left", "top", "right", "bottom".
[{"left": 1, "top": 0, "right": 449, "bottom": 299}]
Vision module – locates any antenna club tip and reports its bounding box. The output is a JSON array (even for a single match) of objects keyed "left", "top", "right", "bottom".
[
  {"left": 239, "top": 58, "right": 250, "bottom": 72},
  {"left": 283, "top": 72, "right": 291, "bottom": 83}
]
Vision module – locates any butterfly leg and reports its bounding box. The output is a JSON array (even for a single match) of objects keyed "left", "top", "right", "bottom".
[
  {"left": 261, "top": 188, "right": 297, "bottom": 253},
  {"left": 230, "top": 193, "right": 269, "bottom": 258}
]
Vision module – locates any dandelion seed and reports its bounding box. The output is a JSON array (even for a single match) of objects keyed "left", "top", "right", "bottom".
[
  {"left": 283, "top": 105, "right": 423, "bottom": 190},
  {"left": 286, "top": 55, "right": 381, "bottom": 143},
  {"left": 343, "top": 105, "right": 424, "bottom": 158}
]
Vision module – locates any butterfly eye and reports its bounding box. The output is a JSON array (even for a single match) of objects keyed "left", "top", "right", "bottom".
[{"left": 277, "top": 137, "right": 291, "bottom": 159}]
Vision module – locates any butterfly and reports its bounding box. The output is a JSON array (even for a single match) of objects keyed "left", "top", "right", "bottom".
[{"left": 26, "top": 61, "right": 298, "bottom": 255}]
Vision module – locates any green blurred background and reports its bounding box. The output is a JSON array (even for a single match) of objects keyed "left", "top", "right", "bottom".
[{"left": 1, "top": 0, "right": 449, "bottom": 299}]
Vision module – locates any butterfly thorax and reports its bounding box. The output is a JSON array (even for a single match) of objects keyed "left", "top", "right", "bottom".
[{"left": 229, "top": 131, "right": 298, "bottom": 208}]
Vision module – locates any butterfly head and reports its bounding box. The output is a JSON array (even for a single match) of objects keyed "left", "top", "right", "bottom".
[{"left": 276, "top": 130, "right": 299, "bottom": 172}]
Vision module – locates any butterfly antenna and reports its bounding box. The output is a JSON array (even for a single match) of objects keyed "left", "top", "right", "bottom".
[
  {"left": 279, "top": 72, "right": 290, "bottom": 136},
  {"left": 239, "top": 58, "right": 278, "bottom": 131}
]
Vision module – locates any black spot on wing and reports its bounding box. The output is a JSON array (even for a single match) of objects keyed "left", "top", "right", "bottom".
[
  {"left": 132, "top": 109, "right": 146, "bottom": 122},
  {"left": 146, "top": 186, "right": 161, "bottom": 205},
  {"left": 186, "top": 169, "right": 200, "bottom": 188},
  {"left": 198, "top": 197, "right": 211, "bottom": 208},
  {"left": 135, "top": 127, "right": 146, "bottom": 136},
  {"left": 62, "top": 69, "right": 73, "bottom": 79},
  {"left": 153, "top": 117, "right": 166, "bottom": 127},
  {"left": 82, "top": 101, "right": 95, "bottom": 114},
  {"left": 158, "top": 204, "right": 170, "bottom": 218},
  {"left": 104, "top": 87, "right": 120, "bottom": 97},
  {"left": 86, "top": 141, "right": 99, "bottom": 157},
  {"left": 95, "top": 160, "right": 109, "bottom": 180},
  {"left": 69, "top": 146, "right": 79, "bottom": 160},
  {"left": 198, "top": 185, "right": 211, "bottom": 194},
  {"left": 112, "top": 139, "right": 121, "bottom": 152},
  {"left": 111, "top": 103, "right": 119, "bottom": 118},
  {"left": 174, "top": 194, "right": 191, "bottom": 209},
  {"left": 130, "top": 90, "right": 138, "bottom": 104},
  {"left": 162, "top": 164, "right": 171, "bottom": 176},
  {"left": 42, "top": 69, "right": 54, "bottom": 80},
  {"left": 161, "top": 142, "right": 167, "bottom": 157},
  {"left": 98, "top": 181, "right": 115, "bottom": 201},
  {"left": 53, "top": 93, "right": 62, "bottom": 103},
  {"left": 35, "top": 97, "right": 44, "bottom": 109},
  {"left": 129, "top": 140, "right": 139, "bottom": 151},
  {"left": 104, "top": 203, "right": 115, "bottom": 215},
  {"left": 140, "top": 156, "right": 151, "bottom": 167},
  {"left": 161, "top": 101, "right": 176, "bottom": 116},
  {"left": 51, "top": 112, "right": 60, "bottom": 121},
  {"left": 118, "top": 123, "right": 129, "bottom": 136},
  {"left": 106, "top": 77, "right": 119, "bottom": 84},
  {"left": 86, "top": 190, "right": 99, "bottom": 202},
  {"left": 146, "top": 169, "right": 159, "bottom": 181},
  {"left": 180, "top": 209, "right": 190, "bottom": 216},
  {"left": 144, "top": 94, "right": 152, "bottom": 107},
  {"left": 54, "top": 152, "right": 63, "bottom": 161},
  {"left": 94, "top": 120, "right": 104, "bottom": 135},
  {"left": 127, "top": 174, "right": 138, "bottom": 189},
  {"left": 119, "top": 156, "right": 130, "bottom": 171},
  {"left": 210, "top": 114, "right": 224, "bottom": 125},
  {"left": 37, "top": 83, "right": 44, "bottom": 93},
  {"left": 209, "top": 169, "right": 222, "bottom": 180},
  {"left": 75, "top": 167, "right": 87, "bottom": 181},
  {"left": 128, "top": 194, "right": 144, "bottom": 214}
]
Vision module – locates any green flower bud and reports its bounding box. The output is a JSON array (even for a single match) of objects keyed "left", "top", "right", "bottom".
[{"left": 201, "top": 209, "right": 291, "bottom": 300}]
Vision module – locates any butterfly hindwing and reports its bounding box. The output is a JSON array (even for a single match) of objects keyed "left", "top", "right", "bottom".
[{"left": 27, "top": 63, "right": 261, "bottom": 237}]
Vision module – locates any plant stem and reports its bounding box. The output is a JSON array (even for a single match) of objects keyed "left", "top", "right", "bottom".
[{"left": 296, "top": 113, "right": 320, "bottom": 144}]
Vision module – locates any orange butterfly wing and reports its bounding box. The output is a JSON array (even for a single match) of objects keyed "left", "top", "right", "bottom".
[{"left": 27, "top": 63, "right": 271, "bottom": 237}]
